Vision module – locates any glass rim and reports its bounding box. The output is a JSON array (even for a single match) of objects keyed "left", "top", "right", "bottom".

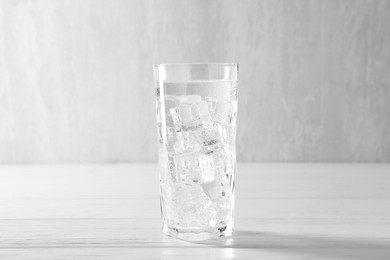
[{"left": 153, "top": 63, "right": 238, "bottom": 68}]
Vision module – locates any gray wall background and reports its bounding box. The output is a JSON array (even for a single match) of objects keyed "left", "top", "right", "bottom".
[{"left": 0, "top": 0, "right": 389, "bottom": 163}]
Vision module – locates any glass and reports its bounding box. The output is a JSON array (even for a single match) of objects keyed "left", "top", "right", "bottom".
[{"left": 154, "top": 63, "right": 238, "bottom": 241}]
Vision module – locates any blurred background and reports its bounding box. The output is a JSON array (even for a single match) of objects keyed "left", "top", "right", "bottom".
[{"left": 0, "top": 0, "right": 389, "bottom": 163}]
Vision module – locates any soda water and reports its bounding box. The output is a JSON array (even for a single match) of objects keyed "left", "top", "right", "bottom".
[{"left": 156, "top": 80, "right": 237, "bottom": 240}]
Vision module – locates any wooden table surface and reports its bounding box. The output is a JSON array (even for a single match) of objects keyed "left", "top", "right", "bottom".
[{"left": 0, "top": 164, "right": 389, "bottom": 259}]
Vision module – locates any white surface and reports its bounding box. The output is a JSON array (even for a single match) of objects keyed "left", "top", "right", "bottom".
[
  {"left": 0, "top": 163, "right": 389, "bottom": 259},
  {"left": 1, "top": 1, "right": 390, "bottom": 163}
]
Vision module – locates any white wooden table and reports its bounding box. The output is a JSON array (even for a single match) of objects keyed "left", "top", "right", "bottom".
[{"left": 0, "top": 164, "right": 389, "bottom": 259}]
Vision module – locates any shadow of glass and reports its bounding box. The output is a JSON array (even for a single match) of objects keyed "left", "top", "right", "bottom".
[{"left": 194, "top": 230, "right": 390, "bottom": 260}]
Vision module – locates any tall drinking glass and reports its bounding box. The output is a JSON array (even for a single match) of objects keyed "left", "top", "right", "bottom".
[{"left": 154, "top": 63, "right": 238, "bottom": 241}]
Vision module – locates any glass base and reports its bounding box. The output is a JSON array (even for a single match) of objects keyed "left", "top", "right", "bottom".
[{"left": 162, "top": 223, "right": 233, "bottom": 241}]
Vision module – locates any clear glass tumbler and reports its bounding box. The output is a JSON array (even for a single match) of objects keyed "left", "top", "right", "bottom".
[{"left": 154, "top": 63, "right": 238, "bottom": 241}]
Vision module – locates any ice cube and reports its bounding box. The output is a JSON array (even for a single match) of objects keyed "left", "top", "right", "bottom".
[
  {"left": 212, "top": 149, "right": 228, "bottom": 174},
  {"left": 189, "top": 148, "right": 233, "bottom": 182},
  {"left": 195, "top": 123, "right": 224, "bottom": 154},
  {"left": 213, "top": 100, "right": 234, "bottom": 125},
  {"left": 158, "top": 151, "right": 179, "bottom": 183},
  {"left": 170, "top": 101, "right": 212, "bottom": 131},
  {"left": 163, "top": 98, "right": 180, "bottom": 127},
  {"left": 201, "top": 174, "right": 230, "bottom": 200},
  {"left": 174, "top": 153, "right": 215, "bottom": 183},
  {"left": 174, "top": 132, "right": 201, "bottom": 154},
  {"left": 205, "top": 96, "right": 217, "bottom": 115},
  {"left": 164, "top": 127, "right": 179, "bottom": 153},
  {"left": 208, "top": 100, "right": 238, "bottom": 125},
  {"left": 170, "top": 105, "right": 199, "bottom": 130},
  {"left": 163, "top": 95, "right": 201, "bottom": 126},
  {"left": 161, "top": 182, "right": 213, "bottom": 227},
  {"left": 166, "top": 154, "right": 179, "bottom": 182},
  {"left": 195, "top": 101, "right": 212, "bottom": 121}
]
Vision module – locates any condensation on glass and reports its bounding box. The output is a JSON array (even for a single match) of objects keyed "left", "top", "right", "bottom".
[{"left": 154, "top": 63, "right": 238, "bottom": 241}]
